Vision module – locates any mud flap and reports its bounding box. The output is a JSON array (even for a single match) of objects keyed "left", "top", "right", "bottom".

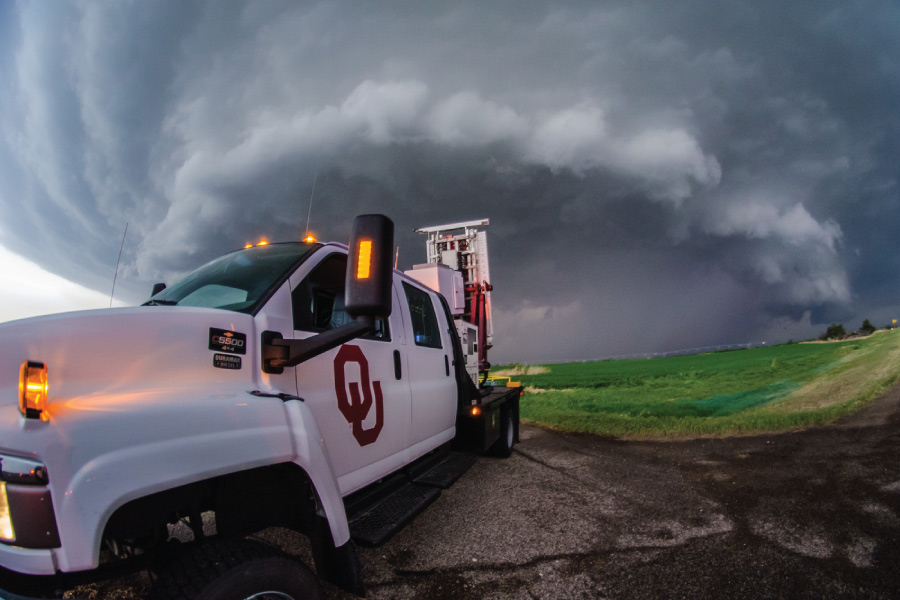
[{"left": 311, "top": 515, "right": 366, "bottom": 597}]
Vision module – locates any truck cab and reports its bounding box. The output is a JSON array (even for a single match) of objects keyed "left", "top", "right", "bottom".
[
  {"left": 0, "top": 215, "right": 519, "bottom": 599},
  {"left": 283, "top": 244, "right": 459, "bottom": 494}
]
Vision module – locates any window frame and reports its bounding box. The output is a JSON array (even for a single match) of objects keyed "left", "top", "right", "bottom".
[
  {"left": 292, "top": 251, "right": 391, "bottom": 342},
  {"left": 402, "top": 281, "right": 444, "bottom": 350}
]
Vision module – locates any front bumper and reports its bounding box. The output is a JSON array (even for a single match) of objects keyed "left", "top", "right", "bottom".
[{"left": 0, "top": 545, "right": 56, "bottom": 577}]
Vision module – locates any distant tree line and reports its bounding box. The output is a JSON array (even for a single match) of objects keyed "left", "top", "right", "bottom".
[{"left": 819, "top": 319, "right": 878, "bottom": 341}]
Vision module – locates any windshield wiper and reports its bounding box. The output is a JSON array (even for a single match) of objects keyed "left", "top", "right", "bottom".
[{"left": 143, "top": 299, "right": 179, "bottom": 306}]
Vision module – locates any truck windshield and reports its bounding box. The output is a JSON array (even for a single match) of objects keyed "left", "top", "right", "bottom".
[{"left": 146, "top": 243, "right": 317, "bottom": 314}]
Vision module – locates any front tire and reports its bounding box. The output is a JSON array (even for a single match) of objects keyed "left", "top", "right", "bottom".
[{"left": 152, "top": 539, "right": 323, "bottom": 600}]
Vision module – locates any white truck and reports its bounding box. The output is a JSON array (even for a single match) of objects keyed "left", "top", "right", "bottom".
[{"left": 0, "top": 215, "right": 520, "bottom": 599}]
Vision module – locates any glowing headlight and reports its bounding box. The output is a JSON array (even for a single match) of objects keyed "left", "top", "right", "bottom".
[
  {"left": 0, "top": 482, "right": 14, "bottom": 542},
  {"left": 18, "top": 360, "right": 48, "bottom": 420}
]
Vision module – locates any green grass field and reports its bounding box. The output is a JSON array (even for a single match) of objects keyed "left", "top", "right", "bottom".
[{"left": 496, "top": 330, "right": 900, "bottom": 439}]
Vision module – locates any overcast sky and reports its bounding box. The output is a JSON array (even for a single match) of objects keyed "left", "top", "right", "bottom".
[{"left": 1, "top": 1, "right": 898, "bottom": 363}]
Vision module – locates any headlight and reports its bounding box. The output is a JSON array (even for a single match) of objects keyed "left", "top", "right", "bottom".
[
  {"left": 0, "top": 482, "right": 14, "bottom": 542},
  {"left": 18, "top": 360, "right": 48, "bottom": 420},
  {"left": 0, "top": 456, "right": 59, "bottom": 548}
]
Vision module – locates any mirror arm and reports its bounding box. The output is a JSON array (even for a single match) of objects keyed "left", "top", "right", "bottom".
[{"left": 263, "top": 316, "right": 375, "bottom": 371}]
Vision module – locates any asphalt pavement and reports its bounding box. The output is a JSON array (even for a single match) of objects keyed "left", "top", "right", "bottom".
[
  {"left": 317, "top": 384, "right": 900, "bottom": 599},
  {"left": 66, "top": 383, "right": 900, "bottom": 599}
]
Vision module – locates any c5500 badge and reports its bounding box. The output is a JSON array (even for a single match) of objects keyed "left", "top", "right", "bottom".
[{"left": 209, "top": 328, "right": 246, "bottom": 354}]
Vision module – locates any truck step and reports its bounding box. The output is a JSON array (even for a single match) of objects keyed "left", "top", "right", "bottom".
[
  {"left": 347, "top": 482, "right": 441, "bottom": 547},
  {"left": 409, "top": 451, "right": 475, "bottom": 489}
]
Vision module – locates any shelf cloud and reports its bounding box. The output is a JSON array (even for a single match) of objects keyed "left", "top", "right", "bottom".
[{"left": 1, "top": 0, "right": 897, "bottom": 361}]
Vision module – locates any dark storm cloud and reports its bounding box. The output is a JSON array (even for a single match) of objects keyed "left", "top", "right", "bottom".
[{"left": 1, "top": 0, "right": 898, "bottom": 361}]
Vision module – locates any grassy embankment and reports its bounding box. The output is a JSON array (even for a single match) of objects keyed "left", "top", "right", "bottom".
[{"left": 497, "top": 330, "right": 900, "bottom": 439}]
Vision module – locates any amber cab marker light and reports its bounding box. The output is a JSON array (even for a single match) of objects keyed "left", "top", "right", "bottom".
[
  {"left": 257, "top": 239, "right": 268, "bottom": 246},
  {"left": 304, "top": 234, "right": 317, "bottom": 243},
  {"left": 356, "top": 239, "right": 372, "bottom": 279},
  {"left": 19, "top": 360, "right": 48, "bottom": 420},
  {"left": 470, "top": 406, "right": 481, "bottom": 417},
  {"left": 244, "top": 243, "right": 253, "bottom": 249}
]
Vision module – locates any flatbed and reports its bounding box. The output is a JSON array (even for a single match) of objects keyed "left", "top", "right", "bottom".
[{"left": 457, "top": 385, "right": 522, "bottom": 456}]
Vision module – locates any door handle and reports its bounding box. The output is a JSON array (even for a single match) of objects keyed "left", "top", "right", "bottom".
[
  {"left": 444, "top": 355, "right": 450, "bottom": 377},
  {"left": 394, "top": 350, "right": 402, "bottom": 380}
]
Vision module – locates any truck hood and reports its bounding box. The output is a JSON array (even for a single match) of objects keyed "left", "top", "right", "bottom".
[
  {"left": 0, "top": 308, "right": 299, "bottom": 574},
  {"left": 0, "top": 306, "right": 258, "bottom": 410}
]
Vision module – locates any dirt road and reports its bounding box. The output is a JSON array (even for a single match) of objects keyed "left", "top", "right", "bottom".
[{"left": 318, "top": 385, "right": 900, "bottom": 599}]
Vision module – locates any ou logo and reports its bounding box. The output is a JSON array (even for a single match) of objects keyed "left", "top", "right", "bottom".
[{"left": 333, "top": 345, "right": 384, "bottom": 447}]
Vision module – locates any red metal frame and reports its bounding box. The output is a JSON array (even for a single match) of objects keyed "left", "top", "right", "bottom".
[{"left": 467, "top": 281, "right": 493, "bottom": 374}]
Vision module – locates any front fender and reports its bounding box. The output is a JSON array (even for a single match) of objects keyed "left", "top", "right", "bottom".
[
  {"left": 281, "top": 399, "right": 350, "bottom": 546},
  {"left": 38, "top": 386, "right": 295, "bottom": 574}
]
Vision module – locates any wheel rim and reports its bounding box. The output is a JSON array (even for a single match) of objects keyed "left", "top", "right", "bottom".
[{"left": 245, "top": 593, "right": 295, "bottom": 600}]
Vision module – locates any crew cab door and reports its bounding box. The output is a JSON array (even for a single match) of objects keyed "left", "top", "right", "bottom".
[
  {"left": 289, "top": 249, "right": 411, "bottom": 495},
  {"left": 400, "top": 281, "right": 458, "bottom": 450}
]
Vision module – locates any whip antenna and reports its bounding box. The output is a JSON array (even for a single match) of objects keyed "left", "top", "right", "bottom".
[
  {"left": 305, "top": 149, "right": 321, "bottom": 239},
  {"left": 109, "top": 222, "right": 128, "bottom": 308}
]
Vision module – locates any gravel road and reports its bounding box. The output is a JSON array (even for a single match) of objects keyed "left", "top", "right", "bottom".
[{"left": 70, "top": 384, "right": 900, "bottom": 599}]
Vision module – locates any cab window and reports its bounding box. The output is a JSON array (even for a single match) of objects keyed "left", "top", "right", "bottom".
[
  {"left": 292, "top": 253, "right": 390, "bottom": 340},
  {"left": 403, "top": 282, "right": 442, "bottom": 349}
]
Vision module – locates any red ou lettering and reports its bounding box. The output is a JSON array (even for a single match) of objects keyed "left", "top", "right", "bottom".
[{"left": 334, "top": 345, "right": 384, "bottom": 446}]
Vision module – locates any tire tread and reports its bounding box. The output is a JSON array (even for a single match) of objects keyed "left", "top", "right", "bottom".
[{"left": 152, "top": 539, "right": 321, "bottom": 600}]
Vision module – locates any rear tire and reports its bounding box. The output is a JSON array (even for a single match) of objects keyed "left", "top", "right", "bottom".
[
  {"left": 492, "top": 410, "right": 516, "bottom": 458},
  {"left": 151, "top": 539, "right": 323, "bottom": 600}
]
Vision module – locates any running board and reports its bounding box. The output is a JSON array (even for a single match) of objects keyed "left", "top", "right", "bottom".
[
  {"left": 347, "top": 482, "right": 441, "bottom": 547},
  {"left": 345, "top": 451, "right": 475, "bottom": 547},
  {"left": 409, "top": 451, "right": 476, "bottom": 489}
]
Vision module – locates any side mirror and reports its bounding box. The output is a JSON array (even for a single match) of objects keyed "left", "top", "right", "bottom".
[
  {"left": 345, "top": 214, "right": 394, "bottom": 320},
  {"left": 151, "top": 282, "right": 167, "bottom": 296},
  {"left": 261, "top": 214, "right": 395, "bottom": 373}
]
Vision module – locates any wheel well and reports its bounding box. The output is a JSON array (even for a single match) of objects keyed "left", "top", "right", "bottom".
[{"left": 102, "top": 463, "right": 316, "bottom": 552}]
